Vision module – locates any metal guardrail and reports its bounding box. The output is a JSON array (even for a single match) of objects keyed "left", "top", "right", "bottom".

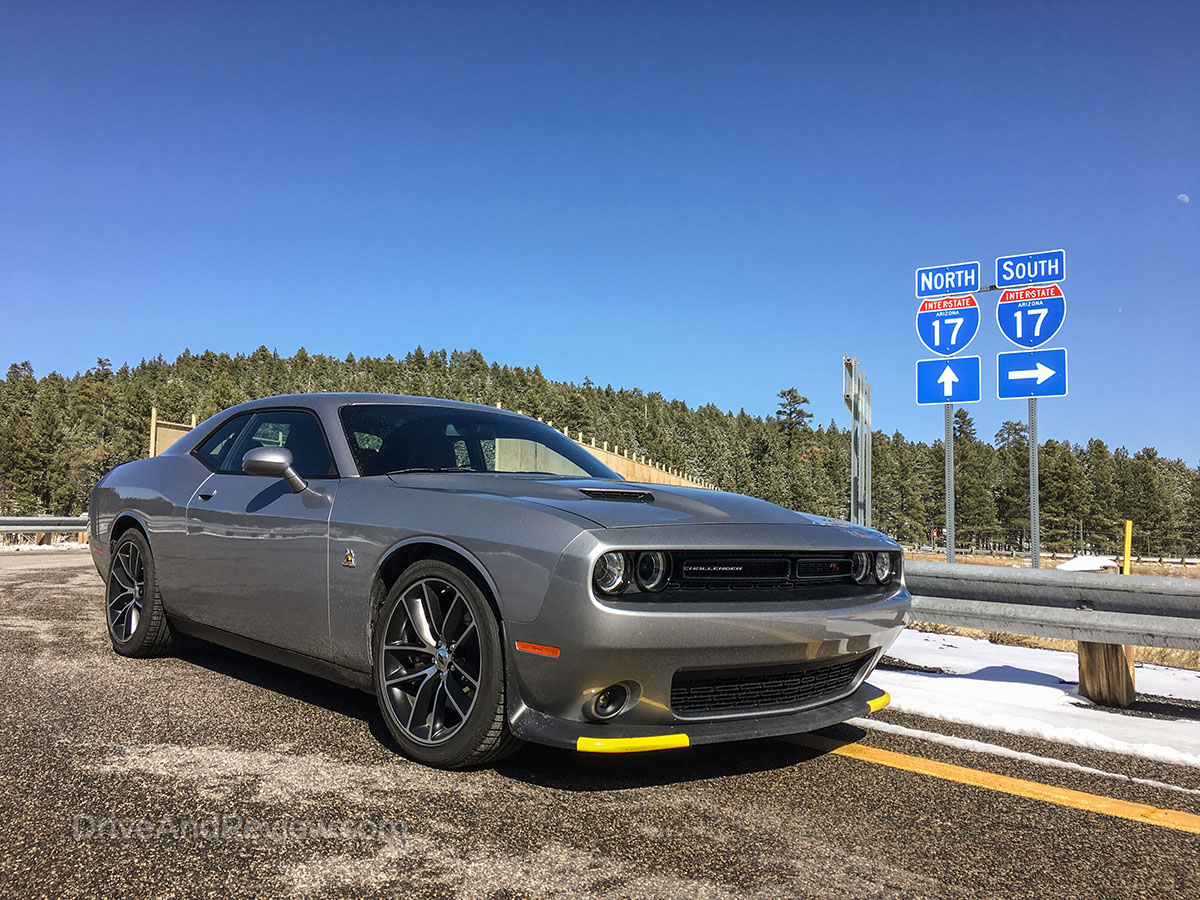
[
  {"left": 911, "top": 547, "right": 1200, "bottom": 566},
  {"left": 905, "top": 560, "right": 1200, "bottom": 651},
  {"left": 0, "top": 516, "right": 89, "bottom": 535}
]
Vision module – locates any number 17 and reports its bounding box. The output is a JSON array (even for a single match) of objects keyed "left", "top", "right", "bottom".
[
  {"left": 1013, "top": 308, "right": 1049, "bottom": 338},
  {"left": 932, "top": 317, "right": 964, "bottom": 346}
]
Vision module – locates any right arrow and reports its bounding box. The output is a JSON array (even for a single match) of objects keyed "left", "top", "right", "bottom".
[
  {"left": 937, "top": 364, "right": 959, "bottom": 397},
  {"left": 1008, "top": 362, "right": 1056, "bottom": 384}
]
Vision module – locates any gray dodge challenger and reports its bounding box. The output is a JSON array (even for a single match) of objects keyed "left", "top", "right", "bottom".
[{"left": 90, "top": 393, "right": 909, "bottom": 768}]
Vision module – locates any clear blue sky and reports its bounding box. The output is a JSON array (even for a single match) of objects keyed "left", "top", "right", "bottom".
[{"left": 3, "top": 2, "right": 1197, "bottom": 461}]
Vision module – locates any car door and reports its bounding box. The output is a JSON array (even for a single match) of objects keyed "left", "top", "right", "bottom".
[{"left": 183, "top": 408, "right": 339, "bottom": 659}]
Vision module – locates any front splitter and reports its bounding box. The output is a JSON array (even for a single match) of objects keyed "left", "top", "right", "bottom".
[{"left": 509, "top": 682, "right": 891, "bottom": 753}]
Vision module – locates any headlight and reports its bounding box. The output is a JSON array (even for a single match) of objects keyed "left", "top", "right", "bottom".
[
  {"left": 593, "top": 551, "right": 629, "bottom": 594},
  {"left": 851, "top": 551, "right": 872, "bottom": 584},
  {"left": 874, "top": 551, "right": 895, "bottom": 584},
  {"left": 635, "top": 551, "right": 669, "bottom": 592}
]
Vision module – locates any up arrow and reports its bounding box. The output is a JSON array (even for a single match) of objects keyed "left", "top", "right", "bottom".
[
  {"left": 937, "top": 364, "right": 959, "bottom": 397},
  {"left": 1008, "top": 362, "right": 1055, "bottom": 384}
]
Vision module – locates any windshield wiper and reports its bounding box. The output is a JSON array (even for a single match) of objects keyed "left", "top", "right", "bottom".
[{"left": 386, "top": 466, "right": 479, "bottom": 475}]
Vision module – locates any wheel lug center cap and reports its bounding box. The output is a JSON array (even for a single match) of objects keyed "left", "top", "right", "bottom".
[{"left": 435, "top": 643, "right": 451, "bottom": 671}]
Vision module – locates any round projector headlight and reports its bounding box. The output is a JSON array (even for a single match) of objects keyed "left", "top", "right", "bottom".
[
  {"left": 635, "top": 551, "right": 669, "bottom": 592},
  {"left": 851, "top": 551, "right": 872, "bottom": 584},
  {"left": 593, "top": 551, "right": 629, "bottom": 594},
  {"left": 874, "top": 551, "right": 895, "bottom": 584}
]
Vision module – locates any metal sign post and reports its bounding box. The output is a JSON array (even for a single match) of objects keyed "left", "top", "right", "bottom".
[
  {"left": 992, "top": 249, "right": 1066, "bottom": 568},
  {"left": 945, "top": 401, "right": 955, "bottom": 563},
  {"left": 1029, "top": 397, "right": 1040, "bottom": 568},
  {"left": 913, "top": 269, "right": 985, "bottom": 564},
  {"left": 914, "top": 249, "right": 1068, "bottom": 566}
]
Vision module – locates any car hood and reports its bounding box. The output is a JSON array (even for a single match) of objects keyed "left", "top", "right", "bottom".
[{"left": 387, "top": 473, "right": 891, "bottom": 539}]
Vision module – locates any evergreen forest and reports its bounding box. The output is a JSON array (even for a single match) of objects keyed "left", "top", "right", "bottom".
[{"left": 2, "top": 348, "right": 1196, "bottom": 556}]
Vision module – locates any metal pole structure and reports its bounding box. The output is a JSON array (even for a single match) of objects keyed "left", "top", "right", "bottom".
[
  {"left": 842, "top": 356, "right": 873, "bottom": 526},
  {"left": 856, "top": 367, "right": 863, "bottom": 523},
  {"left": 845, "top": 357, "right": 859, "bottom": 524},
  {"left": 945, "top": 401, "right": 955, "bottom": 563},
  {"left": 1029, "top": 397, "right": 1040, "bottom": 569},
  {"left": 864, "top": 381, "right": 873, "bottom": 528}
]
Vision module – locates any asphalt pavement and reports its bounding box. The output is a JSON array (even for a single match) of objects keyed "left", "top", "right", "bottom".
[{"left": 1, "top": 550, "right": 1197, "bottom": 900}]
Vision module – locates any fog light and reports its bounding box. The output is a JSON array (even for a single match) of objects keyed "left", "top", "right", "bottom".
[
  {"left": 851, "top": 551, "right": 872, "bottom": 584},
  {"left": 874, "top": 551, "right": 895, "bottom": 584},
  {"left": 635, "top": 551, "right": 669, "bottom": 592},
  {"left": 592, "top": 684, "right": 629, "bottom": 719},
  {"left": 593, "top": 552, "right": 629, "bottom": 594}
]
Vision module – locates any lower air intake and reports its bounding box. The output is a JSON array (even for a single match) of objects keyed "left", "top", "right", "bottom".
[{"left": 670, "top": 652, "right": 871, "bottom": 718}]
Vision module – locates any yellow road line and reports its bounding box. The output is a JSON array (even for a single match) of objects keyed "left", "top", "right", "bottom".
[{"left": 794, "top": 733, "right": 1200, "bottom": 836}]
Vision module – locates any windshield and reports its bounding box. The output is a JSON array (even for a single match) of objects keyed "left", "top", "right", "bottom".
[{"left": 339, "top": 404, "right": 621, "bottom": 479}]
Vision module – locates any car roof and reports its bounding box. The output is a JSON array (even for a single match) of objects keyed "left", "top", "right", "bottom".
[{"left": 224, "top": 392, "right": 517, "bottom": 418}]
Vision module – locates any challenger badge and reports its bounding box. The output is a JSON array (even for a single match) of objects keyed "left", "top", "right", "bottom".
[{"left": 342, "top": 550, "right": 356, "bottom": 568}]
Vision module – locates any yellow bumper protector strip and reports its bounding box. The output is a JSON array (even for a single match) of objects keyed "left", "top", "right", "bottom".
[{"left": 576, "top": 734, "right": 690, "bottom": 753}]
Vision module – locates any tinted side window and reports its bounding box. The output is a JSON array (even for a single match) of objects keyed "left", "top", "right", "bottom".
[
  {"left": 224, "top": 410, "right": 336, "bottom": 478},
  {"left": 192, "top": 414, "right": 253, "bottom": 471}
]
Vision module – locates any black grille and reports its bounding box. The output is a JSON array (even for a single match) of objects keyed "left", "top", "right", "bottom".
[
  {"left": 670, "top": 653, "right": 870, "bottom": 717},
  {"left": 679, "top": 558, "right": 790, "bottom": 581},
  {"left": 667, "top": 551, "right": 857, "bottom": 591}
]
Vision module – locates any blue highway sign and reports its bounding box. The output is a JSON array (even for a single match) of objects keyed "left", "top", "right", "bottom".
[
  {"left": 916, "top": 356, "right": 981, "bottom": 405},
  {"left": 995, "top": 249, "right": 1066, "bottom": 288},
  {"left": 997, "top": 348, "right": 1068, "bottom": 399},
  {"left": 996, "top": 284, "right": 1066, "bottom": 348},
  {"left": 915, "top": 294, "right": 980, "bottom": 355},
  {"left": 915, "top": 260, "right": 980, "bottom": 299}
]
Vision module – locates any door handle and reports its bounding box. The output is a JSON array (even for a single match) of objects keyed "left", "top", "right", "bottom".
[{"left": 198, "top": 490, "right": 217, "bottom": 501}]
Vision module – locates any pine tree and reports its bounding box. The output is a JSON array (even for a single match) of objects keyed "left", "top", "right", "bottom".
[
  {"left": 994, "top": 421, "right": 1029, "bottom": 550},
  {"left": 1083, "top": 439, "right": 1120, "bottom": 552},
  {"left": 775, "top": 388, "right": 813, "bottom": 451},
  {"left": 953, "top": 409, "right": 997, "bottom": 548}
]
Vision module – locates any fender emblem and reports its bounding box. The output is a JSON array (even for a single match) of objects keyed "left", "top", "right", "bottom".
[{"left": 342, "top": 550, "right": 356, "bottom": 568}]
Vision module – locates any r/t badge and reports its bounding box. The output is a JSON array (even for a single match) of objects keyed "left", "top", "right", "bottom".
[{"left": 342, "top": 549, "right": 356, "bottom": 568}]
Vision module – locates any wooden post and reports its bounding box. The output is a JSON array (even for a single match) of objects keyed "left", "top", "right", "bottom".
[
  {"left": 148, "top": 407, "right": 158, "bottom": 458},
  {"left": 1077, "top": 642, "right": 1136, "bottom": 707},
  {"left": 1077, "top": 518, "right": 1137, "bottom": 708}
]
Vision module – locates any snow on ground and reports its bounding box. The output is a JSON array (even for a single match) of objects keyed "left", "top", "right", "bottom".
[
  {"left": 874, "top": 630, "right": 1200, "bottom": 768},
  {"left": 0, "top": 543, "right": 88, "bottom": 553}
]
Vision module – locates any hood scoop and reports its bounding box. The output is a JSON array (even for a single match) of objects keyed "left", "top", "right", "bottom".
[{"left": 578, "top": 488, "right": 655, "bottom": 503}]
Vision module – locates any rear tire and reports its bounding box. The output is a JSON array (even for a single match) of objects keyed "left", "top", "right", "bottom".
[
  {"left": 106, "top": 529, "right": 177, "bottom": 657},
  {"left": 373, "top": 560, "right": 520, "bottom": 768}
]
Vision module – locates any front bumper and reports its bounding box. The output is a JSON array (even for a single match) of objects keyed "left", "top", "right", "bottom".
[
  {"left": 512, "top": 682, "right": 892, "bottom": 752},
  {"left": 502, "top": 527, "right": 909, "bottom": 751}
]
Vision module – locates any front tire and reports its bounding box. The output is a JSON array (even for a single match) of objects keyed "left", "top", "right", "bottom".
[
  {"left": 105, "top": 529, "right": 177, "bottom": 657},
  {"left": 373, "top": 560, "right": 518, "bottom": 768}
]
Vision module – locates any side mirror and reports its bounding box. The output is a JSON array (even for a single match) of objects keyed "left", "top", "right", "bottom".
[{"left": 242, "top": 447, "right": 307, "bottom": 493}]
